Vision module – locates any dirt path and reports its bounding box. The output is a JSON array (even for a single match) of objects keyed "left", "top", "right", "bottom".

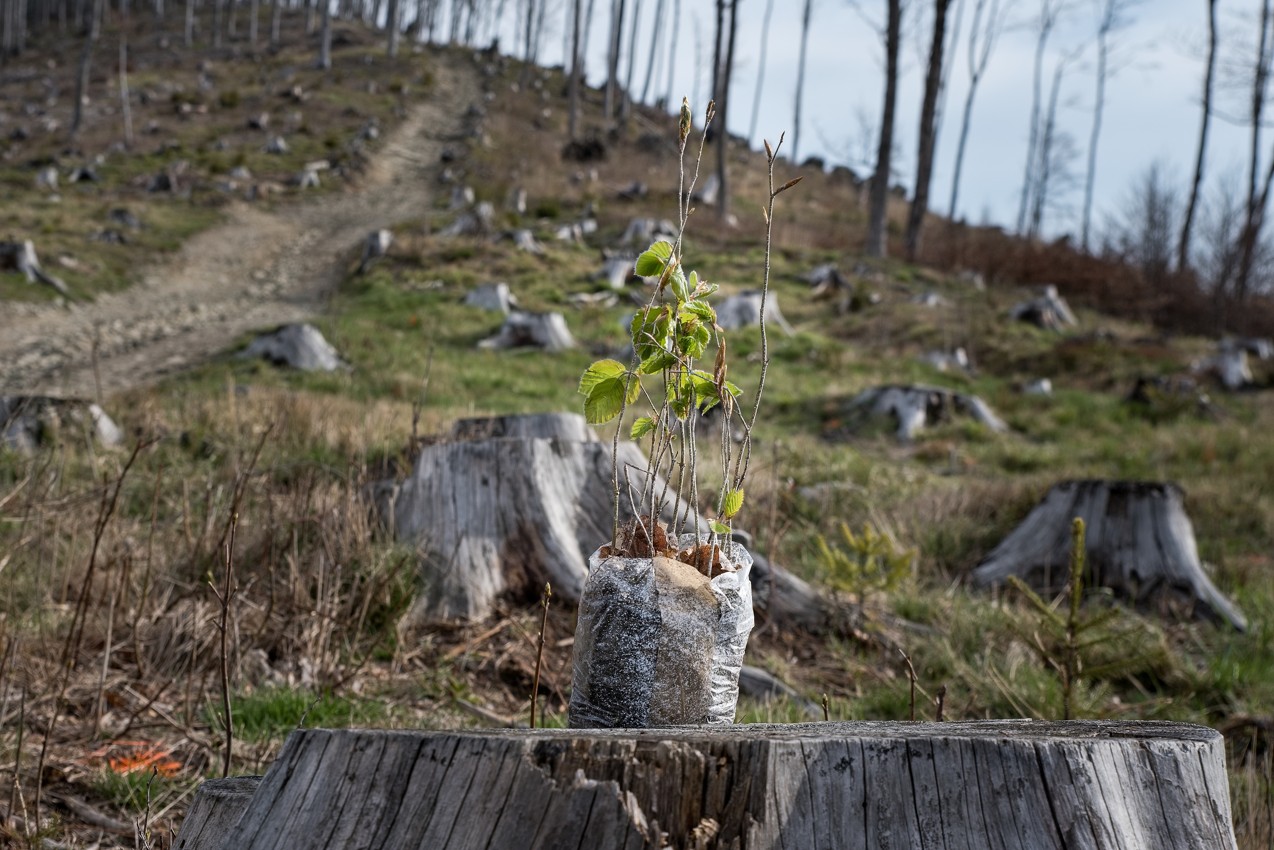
[{"left": 0, "top": 62, "right": 480, "bottom": 398}]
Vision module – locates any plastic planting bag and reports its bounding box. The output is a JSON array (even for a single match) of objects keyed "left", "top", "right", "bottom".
[{"left": 568, "top": 533, "right": 754, "bottom": 728}]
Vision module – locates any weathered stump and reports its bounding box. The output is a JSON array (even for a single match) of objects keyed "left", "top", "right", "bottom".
[
  {"left": 173, "top": 776, "right": 261, "bottom": 850},
  {"left": 1011, "top": 285, "right": 1077, "bottom": 331},
  {"left": 972, "top": 480, "right": 1246, "bottom": 630},
  {"left": 390, "top": 413, "right": 692, "bottom": 622},
  {"left": 210, "top": 721, "right": 1238, "bottom": 850},
  {"left": 0, "top": 239, "right": 69, "bottom": 296},
  {"left": 241, "top": 323, "right": 346, "bottom": 372},
  {"left": 715, "top": 291, "right": 795, "bottom": 335},
  {"left": 1, "top": 396, "right": 122, "bottom": 452},
  {"left": 837, "top": 385, "right": 1007, "bottom": 442},
  {"left": 478, "top": 311, "right": 575, "bottom": 352}
]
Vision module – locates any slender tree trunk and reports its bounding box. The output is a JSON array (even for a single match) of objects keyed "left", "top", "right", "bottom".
[
  {"left": 1179, "top": 0, "right": 1217, "bottom": 272},
  {"left": 866, "top": 0, "right": 902, "bottom": 258},
  {"left": 1030, "top": 56, "right": 1068, "bottom": 239},
  {"left": 1235, "top": 0, "right": 1273, "bottom": 305},
  {"left": 69, "top": 0, "right": 102, "bottom": 141},
  {"left": 580, "top": 0, "right": 597, "bottom": 79},
  {"left": 387, "top": 0, "right": 399, "bottom": 55},
  {"left": 119, "top": 0, "right": 133, "bottom": 147},
  {"left": 710, "top": 0, "right": 724, "bottom": 109},
  {"left": 715, "top": 0, "right": 739, "bottom": 221},
  {"left": 227, "top": 0, "right": 238, "bottom": 39},
  {"left": 619, "top": 0, "right": 639, "bottom": 123},
  {"left": 791, "top": 0, "right": 812, "bottom": 162},
  {"left": 664, "top": 0, "right": 679, "bottom": 109},
  {"left": 568, "top": 0, "right": 582, "bottom": 138},
  {"left": 1080, "top": 2, "right": 1116, "bottom": 251},
  {"left": 522, "top": 0, "right": 533, "bottom": 60},
  {"left": 269, "top": 0, "right": 280, "bottom": 47},
  {"left": 213, "top": 0, "right": 223, "bottom": 46},
  {"left": 904, "top": 0, "right": 952, "bottom": 263},
  {"left": 639, "top": 0, "right": 665, "bottom": 106},
  {"left": 318, "top": 0, "right": 331, "bottom": 67},
  {"left": 747, "top": 0, "right": 774, "bottom": 145},
  {"left": 249, "top": 0, "right": 259, "bottom": 46},
  {"left": 947, "top": 0, "right": 1003, "bottom": 220},
  {"left": 185, "top": 0, "right": 194, "bottom": 45},
  {"left": 604, "top": 0, "right": 623, "bottom": 120},
  {"left": 1016, "top": 2, "right": 1059, "bottom": 235}
]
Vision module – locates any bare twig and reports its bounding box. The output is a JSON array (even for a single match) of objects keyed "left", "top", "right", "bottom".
[
  {"left": 935, "top": 684, "right": 947, "bottom": 722},
  {"left": 530, "top": 583, "right": 552, "bottom": 729},
  {"left": 215, "top": 512, "right": 240, "bottom": 778},
  {"left": 821, "top": 693, "right": 830, "bottom": 722},
  {"left": 899, "top": 648, "right": 918, "bottom": 722}
]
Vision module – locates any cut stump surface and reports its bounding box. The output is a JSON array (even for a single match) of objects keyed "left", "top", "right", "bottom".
[{"left": 208, "top": 720, "right": 1237, "bottom": 850}]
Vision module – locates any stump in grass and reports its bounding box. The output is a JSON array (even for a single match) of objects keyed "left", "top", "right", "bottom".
[
  {"left": 390, "top": 413, "right": 693, "bottom": 622},
  {"left": 477, "top": 310, "right": 575, "bottom": 352},
  {"left": 208, "top": 721, "right": 1238, "bottom": 850},
  {"left": 836, "top": 385, "right": 1007, "bottom": 442},
  {"left": 972, "top": 479, "right": 1246, "bottom": 630}
]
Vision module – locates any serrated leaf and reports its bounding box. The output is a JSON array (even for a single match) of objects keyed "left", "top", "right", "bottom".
[
  {"left": 722, "top": 489, "right": 744, "bottom": 519},
  {"left": 579, "top": 359, "right": 637, "bottom": 424},
  {"left": 634, "top": 240, "right": 674, "bottom": 277},
  {"left": 630, "top": 416, "right": 657, "bottom": 440},
  {"left": 631, "top": 307, "right": 672, "bottom": 361},
  {"left": 638, "top": 350, "right": 677, "bottom": 375},
  {"left": 670, "top": 267, "right": 690, "bottom": 302},
  {"left": 680, "top": 300, "right": 716, "bottom": 324},
  {"left": 710, "top": 520, "right": 732, "bottom": 536}
]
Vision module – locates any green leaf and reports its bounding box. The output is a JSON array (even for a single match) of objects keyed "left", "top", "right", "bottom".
[
  {"left": 630, "top": 416, "right": 657, "bottom": 440},
  {"left": 634, "top": 240, "right": 674, "bottom": 277},
  {"left": 579, "top": 359, "right": 638, "bottom": 424},
  {"left": 638, "top": 350, "right": 678, "bottom": 375},
  {"left": 721, "top": 489, "right": 744, "bottom": 519},
  {"left": 680, "top": 300, "right": 716, "bottom": 324},
  {"left": 669, "top": 267, "right": 691, "bottom": 302},
  {"left": 631, "top": 307, "right": 672, "bottom": 361},
  {"left": 710, "top": 520, "right": 732, "bottom": 536}
]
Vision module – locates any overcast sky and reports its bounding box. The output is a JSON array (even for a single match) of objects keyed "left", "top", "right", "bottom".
[{"left": 499, "top": 0, "right": 1261, "bottom": 242}]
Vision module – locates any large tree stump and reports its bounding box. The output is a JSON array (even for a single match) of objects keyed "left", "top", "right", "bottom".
[
  {"left": 210, "top": 721, "right": 1237, "bottom": 850},
  {"left": 972, "top": 480, "right": 1246, "bottom": 630},
  {"left": 173, "top": 776, "right": 261, "bottom": 850},
  {"left": 391, "top": 413, "right": 692, "bottom": 622}
]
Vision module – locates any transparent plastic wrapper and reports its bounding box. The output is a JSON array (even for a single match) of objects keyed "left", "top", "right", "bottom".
[{"left": 568, "top": 534, "right": 754, "bottom": 728}]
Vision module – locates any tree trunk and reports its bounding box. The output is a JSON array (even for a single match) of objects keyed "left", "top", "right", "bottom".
[
  {"left": 790, "top": 0, "right": 811, "bottom": 162},
  {"left": 663, "top": 0, "right": 679, "bottom": 110},
  {"left": 618, "top": 0, "right": 639, "bottom": 124},
  {"left": 603, "top": 0, "right": 623, "bottom": 120},
  {"left": 1080, "top": 1, "right": 1120, "bottom": 252},
  {"left": 269, "top": 0, "right": 280, "bottom": 47},
  {"left": 1179, "top": 0, "right": 1216, "bottom": 272},
  {"left": 388, "top": 414, "right": 693, "bottom": 623},
  {"left": 713, "top": 0, "right": 738, "bottom": 221},
  {"left": 1029, "top": 54, "right": 1068, "bottom": 239},
  {"left": 118, "top": 4, "right": 132, "bottom": 148},
  {"left": 567, "top": 0, "right": 581, "bottom": 139},
  {"left": 903, "top": 0, "right": 952, "bottom": 263},
  {"left": 747, "top": 0, "right": 774, "bottom": 145},
  {"left": 213, "top": 0, "right": 223, "bottom": 46},
  {"left": 386, "top": 0, "right": 399, "bottom": 55},
  {"left": 210, "top": 722, "right": 1239, "bottom": 849},
  {"left": 973, "top": 479, "right": 1247, "bottom": 631},
  {"left": 638, "top": 0, "right": 663, "bottom": 106},
  {"left": 248, "top": 0, "right": 258, "bottom": 46},
  {"left": 865, "top": 0, "right": 901, "bottom": 258},
  {"left": 1016, "top": 1, "right": 1059, "bottom": 236},
  {"left": 317, "top": 0, "right": 331, "bottom": 68},
  {"left": 68, "top": 0, "right": 102, "bottom": 142},
  {"left": 947, "top": 0, "right": 1003, "bottom": 221},
  {"left": 184, "top": 0, "right": 193, "bottom": 45}
]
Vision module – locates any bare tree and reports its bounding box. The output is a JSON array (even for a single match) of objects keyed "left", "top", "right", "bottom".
[
  {"left": 604, "top": 0, "right": 624, "bottom": 120},
  {"left": 387, "top": 0, "right": 400, "bottom": 55},
  {"left": 747, "top": 0, "right": 776, "bottom": 144},
  {"left": 639, "top": 0, "right": 666, "bottom": 106},
  {"left": 119, "top": 0, "right": 133, "bottom": 147},
  {"left": 791, "top": 0, "right": 813, "bottom": 162},
  {"left": 1178, "top": 0, "right": 1217, "bottom": 271},
  {"left": 903, "top": 0, "right": 953, "bottom": 262},
  {"left": 715, "top": 0, "right": 740, "bottom": 221},
  {"left": 620, "top": 0, "right": 641, "bottom": 122},
  {"left": 866, "top": 0, "right": 903, "bottom": 257},
  {"left": 318, "top": 0, "right": 333, "bottom": 68},
  {"left": 665, "top": 0, "right": 681, "bottom": 109},
  {"left": 1234, "top": 0, "right": 1274, "bottom": 305},
  {"left": 1029, "top": 48, "right": 1082, "bottom": 238},
  {"left": 568, "top": 0, "right": 583, "bottom": 138},
  {"left": 1079, "top": 0, "right": 1139, "bottom": 251},
  {"left": 1016, "top": 0, "right": 1067, "bottom": 235},
  {"left": 270, "top": 0, "right": 282, "bottom": 47},
  {"left": 947, "top": 0, "right": 1009, "bottom": 219},
  {"left": 69, "top": 0, "right": 104, "bottom": 141}
]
